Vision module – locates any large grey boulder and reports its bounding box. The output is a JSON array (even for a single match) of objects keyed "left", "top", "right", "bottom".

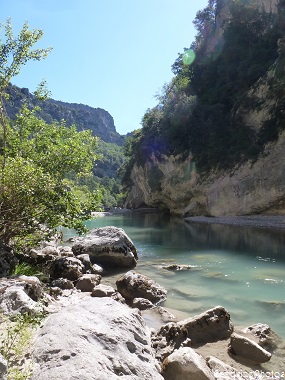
[
  {"left": 71, "top": 226, "right": 138, "bottom": 268},
  {"left": 31, "top": 297, "right": 163, "bottom": 380},
  {"left": 0, "top": 286, "right": 41, "bottom": 315},
  {"left": 152, "top": 306, "right": 233, "bottom": 361},
  {"left": 228, "top": 333, "right": 272, "bottom": 364},
  {"left": 0, "top": 277, "right": 43, "bottom": 316},
  {"left": 116, "top": 271, "right": 167, "bottom": 304},
  {"left": 162, "top": 347, "right": 215, "bottom": 380}
]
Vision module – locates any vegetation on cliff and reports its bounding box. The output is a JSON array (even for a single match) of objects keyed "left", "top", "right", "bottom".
[{"left": 122, "top": 0, "right": 285, "bottom": 188}]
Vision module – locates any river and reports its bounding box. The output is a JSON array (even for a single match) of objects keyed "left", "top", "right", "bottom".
[{"left": 64, "top": 210, "right": 285, "bottom": 340}]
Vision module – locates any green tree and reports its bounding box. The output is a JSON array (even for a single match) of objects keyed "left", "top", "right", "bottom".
[
  {"left": 0, "top": 18, "right": 52, "bottom": 175},
  {"left": 0, "top": 20, "right": 101, "bottom": 248}
]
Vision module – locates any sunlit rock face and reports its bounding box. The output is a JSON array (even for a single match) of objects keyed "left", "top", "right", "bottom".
[{"left": 125, "top": 129, "right": 285, "bottom": 217}]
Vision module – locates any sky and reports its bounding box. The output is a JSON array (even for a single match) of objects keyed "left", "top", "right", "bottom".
[{"left": 1, "top": 0, "right": 209, "bottom": 135}]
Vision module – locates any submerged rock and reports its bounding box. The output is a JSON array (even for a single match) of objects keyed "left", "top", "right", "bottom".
[
  {"left": 162, "top": 264, "right": 192, "bottom": 271},
  {"left": 116, "top": 271, "right": 167, "bottom": 304},
  {"left": 31, "top": 297, "right": 163, "bottom": 380},
  {"left": 71, "top": 226, "right": 138, "bottom": 269}
]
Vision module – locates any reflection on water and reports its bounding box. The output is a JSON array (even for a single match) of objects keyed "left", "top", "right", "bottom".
[{"left": 67, "top": 212, "right": 285, "bottom": 339}]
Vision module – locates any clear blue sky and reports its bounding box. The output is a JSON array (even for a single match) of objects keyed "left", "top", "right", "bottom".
[{"left": 1, "top": 0, "right": 209, "bottom": 135}]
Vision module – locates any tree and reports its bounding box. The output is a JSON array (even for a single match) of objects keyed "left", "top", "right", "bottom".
[
  {"left": 0, "top": 20, "right": 101, "bottom": 249},
  {"left": 0, "top": 18, "right": 52, "bottom": 176}
]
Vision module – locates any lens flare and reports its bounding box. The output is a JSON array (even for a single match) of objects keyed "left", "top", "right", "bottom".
[{"left": 182, "top": 49, "right": 196, "bottom": 65}]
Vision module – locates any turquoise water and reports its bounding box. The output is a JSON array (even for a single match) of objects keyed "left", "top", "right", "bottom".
[{"left": 64, "top": 212, "right": 285, "bottom": 339}]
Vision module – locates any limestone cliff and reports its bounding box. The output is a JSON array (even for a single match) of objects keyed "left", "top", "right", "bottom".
[
  {"left": 125, "top": 128, "right": 285, "bottom": 216},
  {"left": 124, "top": 0, "right": 285, "bottom": 216}
]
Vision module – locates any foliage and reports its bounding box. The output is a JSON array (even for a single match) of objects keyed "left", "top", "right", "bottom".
[
  {"left": 0, "top": 311, "right": 46, "bottom": 380},
  {"left": 11, "top": 262, "right": 41, "bottom": 277},
  {"left": 121, "top": 0, "right": 284, "bottom": 182},
  {"left": 0, "top": 19, "right": 102, "bottom": 249}
]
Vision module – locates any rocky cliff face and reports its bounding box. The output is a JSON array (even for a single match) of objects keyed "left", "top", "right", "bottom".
[
  {"left": 4, "top": 84, "right": 124, "bottom": 145},
  {"left": 125, "top": 128, "right": 285, "bottom": 216}
]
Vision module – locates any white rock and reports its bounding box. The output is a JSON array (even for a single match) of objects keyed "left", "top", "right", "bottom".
[
  {"left": 91, "top": 284, "right": 116, "bottom": 297},
  {"left": 0, "top": 286, "right": 41, "bottom": 315},
  {"left": 162, "top": 347, "right": 215, "bottom": 380},
  {"left": 31, "top": 297, "right": 163, "bottom": 380},
  {"left": 229, "top": 333, "right": 272, "bottom": 364},
  {"left": 76, "top": 274, "right": 101, "bottom": 292}
]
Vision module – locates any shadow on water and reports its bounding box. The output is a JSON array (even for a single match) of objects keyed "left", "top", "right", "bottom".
[{"left": 183, "top": 221, "right": 285, "bottom": 261}]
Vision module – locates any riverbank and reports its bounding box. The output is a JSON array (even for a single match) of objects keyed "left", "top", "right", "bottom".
[{"left": 184, "top": 215, "right": 285, "bottom": 230}]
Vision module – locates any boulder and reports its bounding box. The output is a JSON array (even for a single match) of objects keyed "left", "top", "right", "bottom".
[
  {"left": 116, "top": 271, "right": 167, "bottom": 304},
  {"left": 91, "top": 263, "right": 104, "bottom": 275},
  {"left": 0, "top": 353, "right": 7, "bottom": 380},
  {"left": 51, "top": 278, "right": 74, "bottom": 290},
  {"left": 17, "top": 275, "right": 43, "bottom": 301},
  {"left": 243, "top": 323, "right": 277, "bottom": 349},
  {"left": 152, "top": 306, "right": 233, "bottom": 361},
  {"left": 228, "top": 333, "right": 272, "bottom": 364},
  {"left": 0, "top": 286, "right": 41, "bottom": 315},
  {"left": 58, "top": 246, "right": 74, "bottom": 257},
  {"left": 0, "top": 243, "right": 17, "bottom": 277},
  {"left": 71, "top": 226, "right": 138, "bottom": 268},
  {"left": 31, "top": 297, "right": 163, "bottom": 380},
  {"left": 75, "top": 274, "right": 101, "bottom": 292},
  {"left": 51, "top": 257, "right": 85, "bottom": 281},
  {"left": 91, "top": 284, "right": 116, "bottom": 297},
  {"left": 76, "top": 254, "right": 104, "bottom": 274},
  {"left": 132, "top": 297, "right": 154, "bottom": 310},
  {"left": 162, "top": 347, "right": 215, "bottom": 380},
  {"left": 0, "top": 276, "right": 43, "bottom": 315}
]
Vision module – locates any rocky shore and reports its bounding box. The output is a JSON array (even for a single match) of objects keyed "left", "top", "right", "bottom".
[
  {"left": 0, "top": 226, "right": 284, "bottom": 379},
  {"left": 184, "top": 215, "right": 285, "bottom": 230}
]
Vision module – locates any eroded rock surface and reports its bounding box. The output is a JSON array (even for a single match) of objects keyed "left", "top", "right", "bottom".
[{"left": 31, "top": 296, "right": 163, "bottom": 380}]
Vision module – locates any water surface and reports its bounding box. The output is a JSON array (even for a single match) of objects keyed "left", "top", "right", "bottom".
[{"left": 66, "top": 211, "right": 285, "bottom": 339}]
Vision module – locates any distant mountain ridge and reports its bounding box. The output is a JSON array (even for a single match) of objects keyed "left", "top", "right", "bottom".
[{"left": 4, "top": 83, "right": 125, "bottom": 146}]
